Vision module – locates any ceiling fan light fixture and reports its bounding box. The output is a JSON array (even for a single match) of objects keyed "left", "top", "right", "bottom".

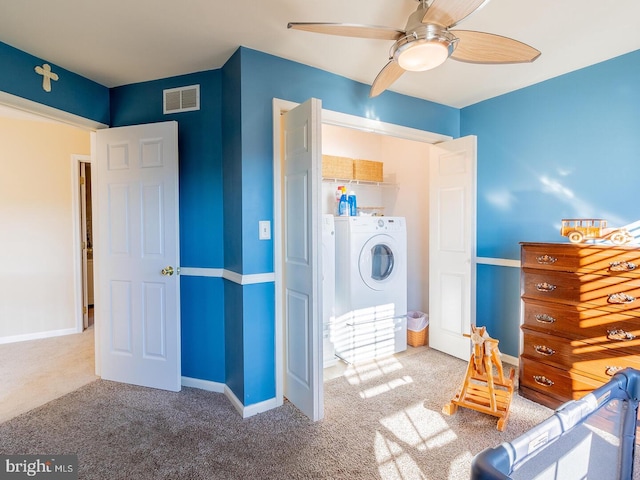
[
  {"left": 397, "top": 41, "right": 449, "bottom": 71},
  {"left": 392, "top": 27, "right": 456, "bottom": 72}
]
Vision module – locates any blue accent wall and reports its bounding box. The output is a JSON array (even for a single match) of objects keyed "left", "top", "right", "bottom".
[
  {"left": 110, "top": 70, "right": 224, "bottom": 269},
  {"left": 220, "top": 50, "right": 245, "bottom": 400},
  {"left": 221, "top": 50, "right": 244, "bottom": 275},
  {"left": 462, "top": 49, "right": 640, "bottom": 356},
  {"left": 476, "top": 264, "right": 522, "bottom": 356},
  {"left": 242, "top": 282, "right": 276, "bottom": 404},
  {"left": 180, "top": 276, "right": 225, "bottom": 381},
  {"left": 224, "top": 281, "right": 244, "bottom": 400},
  {"left": 110, "top": 70, "right": 225, "bottom": 382},
  {"left": 0, "top": 41, "right": 109, "bottom": 124}
]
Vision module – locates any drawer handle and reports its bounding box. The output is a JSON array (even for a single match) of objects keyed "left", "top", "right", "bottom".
[
  {"left": 605, "top": 366, "right": 624, "bottom": 377},
  {"left": 533, "top": 375, "right": 554, "bottom": 387},
  {"left": 535, "top": 313, "right": 556, "bottom": 324},
  {"left": 536, "top": 254, "right": 557, "bottom": 265},
  {"left": 534, "top": 345, "right": 556, "bottom": 356},
  {"left": 536, "top": 313, "right": 556, "bottom": 323},
  {"left": 607, "top": 293, "right": 636, "bottom": 304},
  {"left": 609, "top": 261, "right": 637, "bottom": 272},
  {"left": 535, "top": 282, "right": 557, "bottom": 292},
  {"left": 607, "top": 329, "right": 636, "bottom": 341}
]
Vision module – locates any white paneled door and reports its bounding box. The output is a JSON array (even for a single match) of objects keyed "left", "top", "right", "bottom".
[
  {"left": 428, "top": 136, "right": 477, "bottom": 361},
  {"left": 283, "top": 98, "right": 323, "bottom": 421},
  {"left": 95, "top": 121, "right": 181, "bottom": 391}
]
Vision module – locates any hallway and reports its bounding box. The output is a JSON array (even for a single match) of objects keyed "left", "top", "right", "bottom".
[{"left": 0, "top": 326, "right": 96, "bottom": 424}]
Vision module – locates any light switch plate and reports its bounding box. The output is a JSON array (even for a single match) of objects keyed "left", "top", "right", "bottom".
[{"left": 259, "top": 220, "right": 271, "bottom": 240}]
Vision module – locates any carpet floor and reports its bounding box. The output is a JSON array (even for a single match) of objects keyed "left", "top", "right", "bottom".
[{"left": 0, "top": 347, "right": 565, "bottom": 479}]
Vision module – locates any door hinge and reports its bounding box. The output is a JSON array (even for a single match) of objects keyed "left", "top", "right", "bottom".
[
  {"left": 80, "top": 176, "right": 85, "bottom": 185},
  {"left": 83, "top": 306, "right": 88, "bottom": 314}
]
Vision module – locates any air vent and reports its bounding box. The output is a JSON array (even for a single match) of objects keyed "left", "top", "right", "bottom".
[{"left": 163, "top": 84, "right": 200, "bottom": 114}]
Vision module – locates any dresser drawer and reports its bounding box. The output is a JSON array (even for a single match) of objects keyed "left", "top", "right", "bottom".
[
  {"left": 521, "top": 243, "right": 640, "bottom": 277},
  {"left": 522, "top": 298, "right": 640, "bottom": 346},
  {"left": 522, "top": 269, "right": 640, "bottom": 312},
  {"left": 522, "top": 329, "right": 640, "bottom": 381},
  {"left": 522, "top": 329, "right": 579, "bottom": 369},
  {"left": 519, "top": 357, "right": 602, "bottom": 404}
]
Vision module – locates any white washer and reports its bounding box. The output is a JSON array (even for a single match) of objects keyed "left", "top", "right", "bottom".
[{"left": 333, "top": 216, "right": 407, "bottom": 363}]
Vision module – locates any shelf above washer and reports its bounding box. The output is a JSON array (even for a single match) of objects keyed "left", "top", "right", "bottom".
[{"left": 322, "top": 177, "right": 395, "bottom": 187}]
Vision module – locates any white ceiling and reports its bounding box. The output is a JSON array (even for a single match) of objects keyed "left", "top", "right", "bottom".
[{"left": 1, "top": 0, "right": 639, "bottom": 108}]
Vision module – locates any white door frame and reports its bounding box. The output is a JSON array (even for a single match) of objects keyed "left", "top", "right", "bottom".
[
  {"left": 71, "top": 154, "right": 92, "bottom": 333},
  {"left": 272, "top": 98, "right": 451, "bottom": 407},
  {"left": 0, "top": 91, "right": 106, "bottom": 131}
]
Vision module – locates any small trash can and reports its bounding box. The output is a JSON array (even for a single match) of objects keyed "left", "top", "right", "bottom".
[{"left": 407, "top": 311, "right": 429, "bottom": 347}]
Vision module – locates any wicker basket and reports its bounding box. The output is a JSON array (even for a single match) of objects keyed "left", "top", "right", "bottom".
[
  {"left": 322, "top": 155, "right": 353, "bottom": 180},
  {"left": 353, "top": 159, "right": 383, "bottom": 182},
  {"left": 407, "top": 326, "right": 428, "bottom": 347}
]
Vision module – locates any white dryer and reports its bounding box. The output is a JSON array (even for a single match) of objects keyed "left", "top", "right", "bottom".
[{"left": 333, "top": 216, "right": 407, "bottom": 363}]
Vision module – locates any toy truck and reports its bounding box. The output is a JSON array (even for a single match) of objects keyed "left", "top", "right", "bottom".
[{"left": 560, "top": 218, "right": 632, "bottom": 245}]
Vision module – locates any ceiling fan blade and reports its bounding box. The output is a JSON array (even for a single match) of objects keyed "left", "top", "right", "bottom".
[
  {"left": 422, "top": 0, "right": 489, "bottom": 28},
  {"left": 451, "top": 30, "right": 541, "bottom": 63},
  {"left": 370, "top": 61, "right": 406, "bottom": 98},
  {"left": 288, "top": 22, "right": 404, "bottom": 41}
]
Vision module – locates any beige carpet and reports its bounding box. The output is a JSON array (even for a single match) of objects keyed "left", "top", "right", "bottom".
[
  {"left": 0, "top": 347, "right": 561, "bottom": 479},
  {"left": 0, "top": 327, "right": 97, "bottom": 423}
]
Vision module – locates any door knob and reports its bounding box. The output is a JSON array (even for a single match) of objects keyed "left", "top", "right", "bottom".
[{"left": 161, "top": 266, "right": 174, "bottom": 276}]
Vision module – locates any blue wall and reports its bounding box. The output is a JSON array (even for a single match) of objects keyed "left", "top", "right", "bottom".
[
  {"left": 107, "top": 47, "right": 458, "bottom": 405},
  {"left": 462, "top": 49, "right": 640, "bottom": 355},
  {"left": 5, "top": 34, "right": 637, "bottom": 404},
  {"left": 228, "top": 47, "right": 459, "bottom": 404},
  {"left": 110, "top": 70, "right": 226, "bottom": 383},
  {"left": 0, "top": 41, "right": 109, "bottom": 124},
  {"left": 220, "top": 49, "right": 245, "bottom": 400}
]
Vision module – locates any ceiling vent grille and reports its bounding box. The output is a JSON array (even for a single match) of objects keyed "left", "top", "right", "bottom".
[{"left": 163, "top": 84, "right": 200, "bottom": 114}]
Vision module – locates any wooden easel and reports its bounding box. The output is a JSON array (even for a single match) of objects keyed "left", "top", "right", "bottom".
[{"left": 442, "top": 326, "right": 515, "bottom": 431}]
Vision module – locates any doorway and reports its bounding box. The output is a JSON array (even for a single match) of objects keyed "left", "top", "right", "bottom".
[
  {"left": 77, "top": 158, "right": 95, "bottom": 330},
  {"left": 272, "top": 98, "right": 453, "bottom": 419},
  {"left": 0, "top": 103, "right": 97, "bottom": 420},
  {"left": 0, "top": 105, "right": 92, "bottom": 342}
]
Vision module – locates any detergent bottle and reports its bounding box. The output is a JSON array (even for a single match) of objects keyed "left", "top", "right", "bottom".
[
  {"left": 335, "top": 186, "right": 344, "bottom": 215},
  {"left": 348, "top": 191, "right": 357, "bottom": 216},
  {"left": 338, "top": 187, "right": 349, "bottom": 216}
]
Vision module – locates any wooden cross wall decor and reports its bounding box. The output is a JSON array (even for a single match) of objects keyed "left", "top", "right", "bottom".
[{"left": 35, "top": 63, "right": 59, "bottom": 92}]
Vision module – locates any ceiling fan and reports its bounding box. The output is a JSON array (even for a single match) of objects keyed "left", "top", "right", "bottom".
[{"left": 288, "top": 0, "right": 541, "bottom": 97}]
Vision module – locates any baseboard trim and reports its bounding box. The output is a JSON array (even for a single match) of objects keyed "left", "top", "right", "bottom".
[
  {"left": 181, "top": 377, "right": 280, "bottom": 418},
  {"left": 181, "top": 376, "right": 225, "bottom": 393},
  {"left": 240, "top": 396, "right": 281, "bottom": 418},
  {"left": 0, "top": 327, "right": 78, "bottom": 345},
  {"left": 222, "top": 386, "right": 280, "bottom": 418}
]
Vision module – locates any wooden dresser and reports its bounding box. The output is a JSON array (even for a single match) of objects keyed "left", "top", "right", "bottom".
[{"left": 520, "top": 242, "right": 640, "bottom": 408}]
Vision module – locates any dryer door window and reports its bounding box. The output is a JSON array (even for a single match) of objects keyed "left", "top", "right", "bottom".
[
  {"left": 371, "top": 244, "right": 394, "bottom": 281},
  {"left": 359, "top": 235, "right": 398, "bottom": 291}
]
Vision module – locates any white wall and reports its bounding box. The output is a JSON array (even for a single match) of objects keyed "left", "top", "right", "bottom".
[
  {"left": 322, "top": 124, "right": 430, "bottom": 315},
  {"left": 321, "top": 125, "right": 384, "bottom": 216},
  {"left": 0, "top": 116, "right": 90, "bottom": 341}
]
